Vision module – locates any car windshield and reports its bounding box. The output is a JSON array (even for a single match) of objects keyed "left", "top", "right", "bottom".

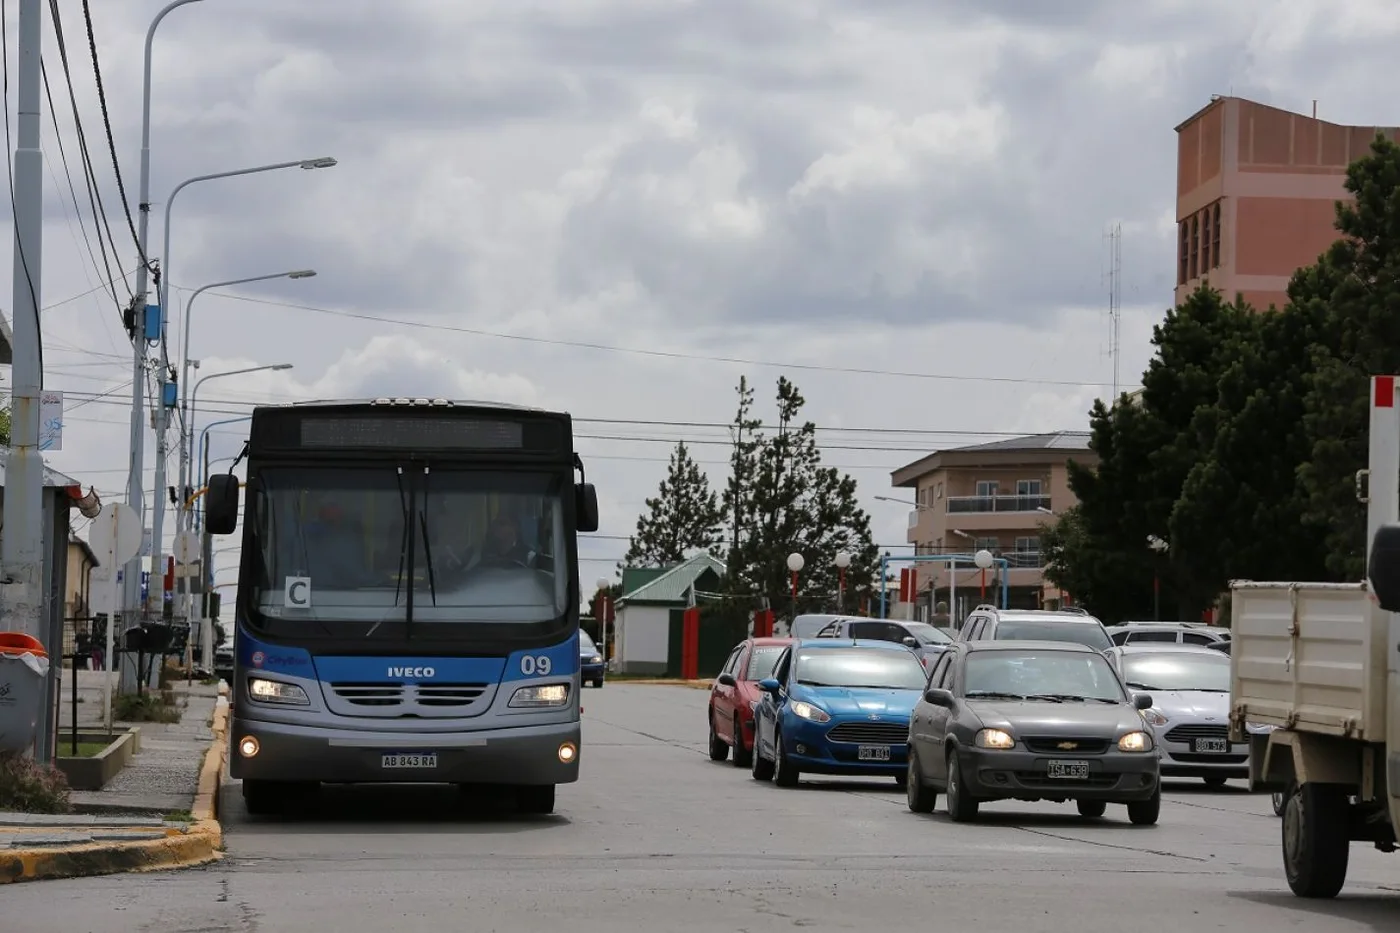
[
  {"left": 247, "top": 466, "right": 568, "bottom": 630},
  {"left": 994, "top": 620, "right": 1112, "bottom": 651},
  {"left": 1120, "top": 653, "right": 1230, "bottom": 692},
  {"left": 904, "top": 622, "right": 953, "bottom": 644},
  {"left": 790, "top": 617, "right": 834, "bottom": 639},
  {"left": 579, "top": 632, "right": 597, "bottom": 653},
  {"left": 964, "top": 650, "right": 1126, "bottom": 703},
  {"left": 747, "top": 646, "right": 785, "bottom": 682},
  {"left": 794, "top": 648, "right": 926, "bottom": 690}
]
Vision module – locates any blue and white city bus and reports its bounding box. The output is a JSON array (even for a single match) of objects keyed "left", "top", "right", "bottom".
[{"left": 202, "top": 398, "right": 599, "bottom": 815}]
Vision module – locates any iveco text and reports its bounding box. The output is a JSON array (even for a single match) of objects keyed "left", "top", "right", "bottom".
[{"left": 204, "top": 398, "right": 600, "bottom": 817}]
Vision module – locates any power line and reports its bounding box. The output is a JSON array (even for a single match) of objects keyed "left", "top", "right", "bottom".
[
  {"left": 80, "top": 0, "right": 145, "bottom": 268},
  {"left": 180, "top": 289, "right": 1123, "bottom": 390},
  {"left": 40, "top": 58, "right": 117, "bottom": 309}
]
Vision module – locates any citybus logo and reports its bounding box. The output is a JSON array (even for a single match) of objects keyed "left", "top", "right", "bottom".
[{"left": 389, "top": 666, "right": 435, "bottom": 678}]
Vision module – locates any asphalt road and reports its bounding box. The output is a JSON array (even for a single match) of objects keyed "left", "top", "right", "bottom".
[{"left": 9, "top": 684, "right": 1400, "bottom": 932}]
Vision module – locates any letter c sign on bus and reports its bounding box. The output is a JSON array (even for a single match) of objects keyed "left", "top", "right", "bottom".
[{"left": 285, "top": 577, "right": 312, "bottom": 609}]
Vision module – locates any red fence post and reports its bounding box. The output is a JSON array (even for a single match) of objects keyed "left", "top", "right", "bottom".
[
  {"left": 753, "top": 609, "right": 774, "bottom": 638},
  {"left": 681, "top": 607, "right": 700, "bottom": 679}
]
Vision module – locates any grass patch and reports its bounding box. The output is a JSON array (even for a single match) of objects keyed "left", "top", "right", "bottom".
[
  {"left": 55, "top": 742, "right": 111, "bottom": 759},
  {"left": 114, "top": 692, "right": 182, "bottom": 723},
  {"left": 0, "top": 751, "right": 72, "bottom": 814},
  {"left": 200, "top": 676, "right": 221, "bottom": 686},
  {"left": 163, "top": 809, "right": 192, "bottom": 822}
]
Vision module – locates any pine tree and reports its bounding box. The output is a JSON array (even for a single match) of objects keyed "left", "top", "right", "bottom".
[
  {"left": 723, "top": 377, "right": 878, "bottom": 616},
  {"left": 622, "top": 441, "right": 725, "bottom": 567}
]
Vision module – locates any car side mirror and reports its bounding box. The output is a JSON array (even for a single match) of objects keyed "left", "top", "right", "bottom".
[
  {"left": 757, "top": 677, "right": 781, "bottom": 696},
  {"left": 1369, "top": 524, "right": 1400, "bottom": 611},
  {"left": 902, "top": 636, "right": 918, "bottom": 648},
  {"left": 923, "top": 687, "right": 956, "bottom": 708},
  {"left": 1134, "top": 693, "right": 1154, "bottom": 710},
  {"left": 716, "top": 672, "right": 737, "bottom": 688},
  {"left": 575, "top": 482, "right": 599, "bottom": 533},
  {"left": 205, "top": 473, "right": 241, "bottom": 535}
]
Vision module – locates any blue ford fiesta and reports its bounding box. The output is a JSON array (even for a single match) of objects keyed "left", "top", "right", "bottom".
[
  {"left": 751, "top": 639, "right": 926, "bottom": 788},
  {"left": 580, "top": 630, "right": 605, "bottom": 688}
]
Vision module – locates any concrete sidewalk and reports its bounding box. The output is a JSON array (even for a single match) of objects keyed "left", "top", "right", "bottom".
[{"left": 0, "top": 674, "right": 229, "bottom": 883}]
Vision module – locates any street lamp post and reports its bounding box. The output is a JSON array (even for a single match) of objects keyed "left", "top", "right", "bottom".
[
  {"left": 176, "top": 270, "right": 314, "bottom": 539},
  {"left": 182, "top": 372, "right": 287, "bottom": 669},
  {"left": 974, "top": 548, "right": 994, "bottom": 600},
  {"left": 1147, "top": 535, "right": 1169, "bottom": 621},
  {"left": 595, "top": 577, "right": 612, "bottom": 661},
  {"left": 148, "top": 158, "right": 334, "bottom": 637},
  {"left": 121, "top": 0, "right": 211, "bottom": 633},
  {"left": 786, "top": 552, "right": 804, "bottom": 618},
  {"left": 834, "top": 551, "right": 851, "bottom": 611}
]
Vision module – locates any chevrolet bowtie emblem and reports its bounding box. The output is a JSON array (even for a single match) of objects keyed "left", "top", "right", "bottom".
[{"left": 1056, "top": 741, "right": 1078, "bottom": 750}]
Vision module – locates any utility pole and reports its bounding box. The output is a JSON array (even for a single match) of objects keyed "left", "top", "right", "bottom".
[{"left": 1, "top": 0, "right": 48, "bottom": 646}]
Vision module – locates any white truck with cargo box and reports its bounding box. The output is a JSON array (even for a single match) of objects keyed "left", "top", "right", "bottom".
[{"left": 1229, "top": 374, "right": 1400, "bottom": 899}]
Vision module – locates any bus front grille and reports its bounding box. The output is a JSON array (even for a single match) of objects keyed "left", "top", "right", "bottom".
[
  {"left": 331, "top": 683, "right": 405, "bottom": 706},
  {"left": 416, "top": 683, "right": 490, "bottom": 706}
]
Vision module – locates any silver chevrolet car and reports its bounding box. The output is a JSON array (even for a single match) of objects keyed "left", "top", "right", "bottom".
[{"left": 1103, "top": 644, "right": 1265, "bottom": 787}]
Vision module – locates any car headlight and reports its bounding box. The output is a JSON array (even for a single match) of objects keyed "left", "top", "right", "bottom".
[
  {"left": 974, "top": 728, "right": 1015, "bottom": 749},
  {"left": 247, "top": 677, "right": 310, "bottom": 706},
  {"left": 1140, "top": 708, "right": 1169, "bottom": 727},
  {"left": 509, "top": 683, "right": 570, "bottom": 708},
  {"left": 1118, "top": 730, "right": 1154, "bottom": 752},
  {"left": 790, "top": 701, "right": 831, "bottom": 723},
  {"left": 588, "top": 655, "right": 603, "bottom": 664}
]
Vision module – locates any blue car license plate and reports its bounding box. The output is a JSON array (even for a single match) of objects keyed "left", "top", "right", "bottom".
[{"left": 858, "top": 745, "right": 891, "bottom": 761}]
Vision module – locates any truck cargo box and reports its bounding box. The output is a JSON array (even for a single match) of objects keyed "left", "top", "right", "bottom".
[{"left": 1229, "top": 580, "right": 1387, "bottom": 742}]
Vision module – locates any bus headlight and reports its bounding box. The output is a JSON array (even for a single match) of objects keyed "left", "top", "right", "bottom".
[
  {"left": 509, "top": 683, "right": 570, "bottom": 708},
  {"left": 248, "top": 677, "right": 310, "bottom": 706}
]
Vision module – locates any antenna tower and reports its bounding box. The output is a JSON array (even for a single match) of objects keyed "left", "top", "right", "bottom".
[{"left": 1108, "top": 223, "right": 1122, "bottom": 401}]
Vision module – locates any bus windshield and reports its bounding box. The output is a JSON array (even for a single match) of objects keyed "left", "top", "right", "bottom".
[{"left": 247, "top": 466, "right": 569, "bottom": 629}]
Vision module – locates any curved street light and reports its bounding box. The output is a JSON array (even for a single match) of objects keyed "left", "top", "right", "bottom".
[{"left": 834, "top": 551, "right": 851, "bottom": 610}]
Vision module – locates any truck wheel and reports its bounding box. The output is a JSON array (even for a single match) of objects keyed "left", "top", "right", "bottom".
[
  {"left": 1283, "top": 783, "right": 1350, "bottom": 898},
  {"left": 1272, "top": 782, "right": 1295, "bottom": 817}
]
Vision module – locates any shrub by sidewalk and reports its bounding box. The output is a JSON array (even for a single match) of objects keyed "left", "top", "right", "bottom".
[
  {"left": 114, "top": 692, "right": 181, "bottom": 724},
  {"left": 0, "top": 751, "right": 72, "bottom": 814}
]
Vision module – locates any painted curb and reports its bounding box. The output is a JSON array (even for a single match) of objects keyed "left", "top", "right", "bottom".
[{"left": 0, "top": 697, "right": 230, "bottom": 885}]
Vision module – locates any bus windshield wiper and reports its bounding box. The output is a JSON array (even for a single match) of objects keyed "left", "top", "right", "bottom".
[
  {"left": 391, "top": 466, "right": 415, "bottom": 638},
  {"left": 418, "top": 466, "right": 437, "bottom": 606}
]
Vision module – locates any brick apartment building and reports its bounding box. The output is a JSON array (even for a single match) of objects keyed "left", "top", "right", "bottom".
[
  {"left": 889, "top": 433, "right": 1097, "bottom": 623},
  {"left": 1176, "top": 96, "right": 1400, "bottom": 312}
]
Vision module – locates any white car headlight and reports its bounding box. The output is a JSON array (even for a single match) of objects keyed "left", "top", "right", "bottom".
[
  {"left": 1140, "top": 708, "right": 1169, "bottom": 727},
  {"left": 974, "top": 728, "right": 1015, "bottom": 749},
  {"left": 509, "top": 683, "right": 570, "bottom": 708},
  {"left": 790, "top": 701, "right": 831, "bottom": 723},
  {"left": 247, "top": 677, "right": 310, "bottom": 706},
  {"left": 1118, "top": 730, "right": 1154, "bottom": 752},
  {"left": 588, "top": 655, "right": 603, "bottom": 664}
]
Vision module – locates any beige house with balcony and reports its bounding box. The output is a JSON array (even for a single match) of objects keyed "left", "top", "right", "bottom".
[{"left": 890, "top": 432, "right": 1097, "bottom": 622}]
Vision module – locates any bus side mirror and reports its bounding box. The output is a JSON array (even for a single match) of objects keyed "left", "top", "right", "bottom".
[
  {"left": 575, "top": 482, "right": 599, "bottom": 533},
  {"left": 1369, "top": 524, "right": 1400, "bottom": 612},
  {"left": 206, "top": 474, "right": 241, "bottom": 536}
]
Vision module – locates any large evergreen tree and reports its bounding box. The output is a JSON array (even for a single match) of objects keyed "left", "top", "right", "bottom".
[
  {"left": 1296, "top": 135, "right": 1400, "bottom": 579},
  {"left": 723, "top": 376, "right": 879, "bottom": 616},
  {"left": 623, "top": 441, "right": 725, "bottom": 566},
  {"left": 1044, "top": 287, "right": 1254, "bottom": 622}
]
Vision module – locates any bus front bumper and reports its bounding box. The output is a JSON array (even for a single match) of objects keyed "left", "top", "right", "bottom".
[{"left": 228, "top": 715, "right": 581, "bottom": 786}]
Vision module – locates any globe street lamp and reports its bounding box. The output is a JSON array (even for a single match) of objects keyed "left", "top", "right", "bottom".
[
  {"left": 786, "top": 552, "right": 804, "bottom": 617},
  {"left": 974, "top": 548, "right": 994, "bottom": 600},
  {"left": 834, "top": 551, "right": 852, "bottom": 610}
]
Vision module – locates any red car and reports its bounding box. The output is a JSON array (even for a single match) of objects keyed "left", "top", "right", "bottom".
[{"left": 708, "top": 637, "right": 792, "bottom": 766}]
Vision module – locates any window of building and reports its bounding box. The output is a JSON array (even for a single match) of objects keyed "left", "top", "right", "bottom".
[
  {"left": 1211, "top": 203, "right": 1221, "bottom": 270},
  {"left": 1199, "top": 209, "right": 1211, "bottom": 270},
  {"left": 1189, "top": 215, "right": 1199, "bottom": 280},
  {"left": 1179, "top": 221, "right": 1190, "bottom": 285},
  {"left": 974, "top": 536, "right": 999, "bottom": 553},
  {"left": 975, "top": 481, "right": 998, "bottom": 497}
]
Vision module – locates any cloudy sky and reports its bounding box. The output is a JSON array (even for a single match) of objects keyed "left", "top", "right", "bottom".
[{"left": 9, "top": 0, "right": 1400, "bottom": 593}]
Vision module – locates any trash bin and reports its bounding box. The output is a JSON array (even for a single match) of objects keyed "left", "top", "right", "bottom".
[{"left": 0, "top": 633, "right": 49, "bottom": 753}]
